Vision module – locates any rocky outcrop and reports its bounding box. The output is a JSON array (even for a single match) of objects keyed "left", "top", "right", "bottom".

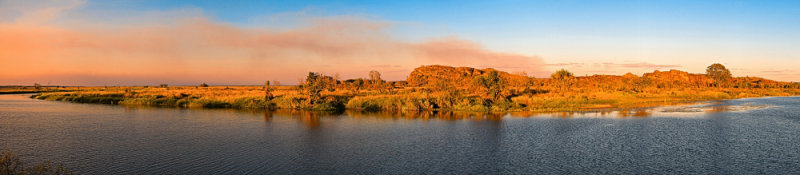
[
  {"left": 407, "top": 65, "right": 485, "bottom": 86},
  {"left": 404, "top": 65, "right": 796, "bottom": 89}
]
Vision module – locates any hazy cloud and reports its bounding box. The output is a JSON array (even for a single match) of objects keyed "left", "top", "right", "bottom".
[
  {"left": 371, "top": 64, "right": 402, "bottom": 68},
  {"left": 601, "top": 62, "right": 681, "bottom": 70},
  {"left": 544, "top": 62, "right": 585, "bottom": 67},
  {"left": 0, "top": 1, "right": 544, "bottom": 85},
  {"left": 760, "top": 70, "right": 795, "bottom": 74}
]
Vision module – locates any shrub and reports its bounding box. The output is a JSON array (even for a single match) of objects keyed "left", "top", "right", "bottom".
[
  {"left": 346, "top": 95, "right": 435, "bottom": 111},
  {"left": 231, "top": 96, "right": 268, "bottom": 109}
]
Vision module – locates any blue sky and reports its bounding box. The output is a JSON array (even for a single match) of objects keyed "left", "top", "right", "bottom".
[
  {"left": 94, "top": 0, "right": 799, "bottom": 60},
  {"left": 102, "top": 0, "right": 800, "bottom": 38}
]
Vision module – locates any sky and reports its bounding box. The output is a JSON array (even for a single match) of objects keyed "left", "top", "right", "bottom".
[{"left": 1, "top": 0, "right": 799, "bottom": 86}]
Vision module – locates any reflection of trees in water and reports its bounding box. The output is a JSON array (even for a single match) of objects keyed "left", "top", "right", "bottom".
[
  {"left": 283, "top": 110, "right": 342, "bottom": 128},
  {"left": 708, "top": 106, "right": 728, "bottom": 113},
  {"left": 467, "top": 117, "right": 505, "bottom": 172},
  {"left": 259, "top": 107, "right": 664, "bottom": 128},
  {"left": 260, "top": 109, "right": 511, "bottom": 128},
  {"left": 263, "top": 109, "right": 273, "bottom": 122},
  {"left": 346, "top": 110, "right": 508, "bottom": 121},
  {"left": 705, "top": 107, "right": 731, "bottom": 171},
  {"left": 616, "top": 109, "right": 651, "bottom": 117},
  {"left": 509, "top": 109, "right": 654, "bottom": 118}
]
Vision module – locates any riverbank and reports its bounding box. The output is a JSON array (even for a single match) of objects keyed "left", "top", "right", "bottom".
[
  {"left": 0, "top": 86, "right": 79, "bottom": 94},
  {"left": 21, "top": 65, "right": 800, "bottom": 113},
  {"left": 29, "top": 85, "right": 799, "bottom": 113},
  {"left": 0, "top": 90, "right": 74, "bottom": 94}
]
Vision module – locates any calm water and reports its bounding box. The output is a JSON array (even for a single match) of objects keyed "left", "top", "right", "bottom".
[{"left": 1, "top": 94, "right": 800, "bottom": 174}]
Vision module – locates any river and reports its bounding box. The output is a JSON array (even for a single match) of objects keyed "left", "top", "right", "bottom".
[{"left": 1, "top": 94, "right": 799, "bottom": 174}]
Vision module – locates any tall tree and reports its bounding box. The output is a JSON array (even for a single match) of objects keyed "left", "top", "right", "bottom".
[
  {"left": 368, "top": 70, "right": 382, "bottom": 88},
  {"left": 369, "top": 70, "right": 381, "bottom": 82},
  {"left": 333, "top": 73, "right": 341, "bottom": 89},
  {"left": 473, "top": 70, "right": 506, "bottom": 102},
  {"left": 264, "top": 81, "right": 273, "bottom": 101},
  {"left": 300, "top": 72, "right": 335, "bottom": 104},
  {"left": 550, "top": 69, "right": 574, "bottom": 90},
  {"left": 551, "top": 69, "right": 573, "bottom": 80},
  {"left": 706, "top": 63, "right": 732, "bottom": 87}
]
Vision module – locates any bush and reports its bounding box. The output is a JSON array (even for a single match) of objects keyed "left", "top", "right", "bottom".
[
  {"left": 346, "top": 95, "right": 435, "bottom": 111},
  {"left": 452, "top": 98, "right": 490, "bottom": 112},
  {"left": 271, "top": 95, "right": 306, "bottom": 109},
  {"left": 231, "top": 96, "right": 268, "bottom": 109},
  {"left": 490, "top": 99, "right": 522, "bottom": 111}
]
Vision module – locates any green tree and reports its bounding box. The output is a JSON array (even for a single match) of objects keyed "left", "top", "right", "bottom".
[
  {"left": 550, "top": 69, "right": 574, "bottom": 90},
  {"left": 550, "top": 69, "right": 573, "bottom": 80},
  {"left": 706, "top": 63, "right": 732, "bottom": 87},
  {"left": 351, "top": 78, "right": 365, "bottom": 93},
  {"left": 300, "top": 72, "right": 335, "bottom": 104},
  {"left": 473, "top": 70, "right": 506, "bottom": 102}
]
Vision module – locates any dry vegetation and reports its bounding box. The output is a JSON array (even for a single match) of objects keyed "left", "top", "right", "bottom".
[
  {"left": 28, "top": 64, "right": 800, "bottom": 112},
  {"left": 0, "top": 85, "right": 77, "bottom": 94}
]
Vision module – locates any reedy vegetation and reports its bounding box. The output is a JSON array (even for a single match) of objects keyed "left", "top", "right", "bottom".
[
  {"left": 0, "top": 86, "right": 75, "bottom": 94},
  {"left": 30, "top": 64, "right": 800, "bottom": 112}
]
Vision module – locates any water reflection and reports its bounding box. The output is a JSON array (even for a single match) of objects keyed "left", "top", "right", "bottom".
[
  {"left": 263, "top": 110, "right": 272, "bottom": 122},
  {"left": 245, "top": 100, "right": 776, "bottom": 129},
  {"left": 103, "top": 97, "right": 777, "bottom": 128},
  {"left": 345, "top": 110, "right": 506, "bottom": 121},
  {"left": 3, "top": 94, "right": 799, "bottom": 174},
  {"left": 615, "top": 109, "right": 651, "bottom": 117}
]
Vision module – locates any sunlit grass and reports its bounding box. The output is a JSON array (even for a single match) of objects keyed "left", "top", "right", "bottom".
[{"left": 27, "top": 84, "right": 800, "bottom": 113}]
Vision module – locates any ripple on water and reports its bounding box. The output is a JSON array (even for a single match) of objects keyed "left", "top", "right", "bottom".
[{"left": 1, "top": 94, "right": 800, "bottom": 174}]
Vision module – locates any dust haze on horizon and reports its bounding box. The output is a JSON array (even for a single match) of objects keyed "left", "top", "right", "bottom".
[{"left": 2, "top": 0, "right": 799, "bottom": 86}]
